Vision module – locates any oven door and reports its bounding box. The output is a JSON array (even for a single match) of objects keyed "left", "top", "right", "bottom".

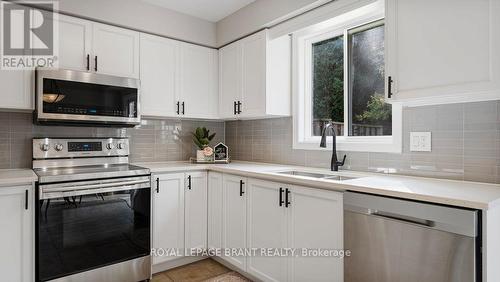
[
  {"left": 36, "top": 68, "right": 140, "bottom": 126},
  {"left": 36, "top": 176, "right": 151, "bottom": 282}
]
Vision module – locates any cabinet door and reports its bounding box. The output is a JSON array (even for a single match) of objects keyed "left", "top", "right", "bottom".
[
  {"left": 57, "top": 15, "right": 92, "bottom": 71},
  {"left": 247, "top": 179, "right": 287, "bottom": 282},
  {"left": 140, "top": 34, "right": 179, "bottom": 117},
  {"left": 240, "top": 30, "right": 267, "bottom": 117},
  {"left": 185, "top": 171, "right": 208, "bottom": 251},
  {"left": 386, "top": 0, "right": 500, "bottom": 105},
  {"left": 92, "top": 23, "right": 140, "bottom": 78},
  {"left": 0, "top": 7, "right": 32, "bottom": 110},
  {"left": 0, "top": 70, "right": 32, "bottom": 110},
  {"left": 222, "top": 174, "right": 247, "bottom": 270},
  {"left": 219, "top": 42, "right": 241, "bottom": 118},
  {"left": 179, "top": 43, "right": 219, "bottom": 119},
  {"left": 0, "top": 185, "right": 33, "bottom": 282},
  {"left": 208, "top": 172, "right": 223, "bottom": 250},
  {"left": 153, "top": 173, "right": 185, "bottom": 264},
  {"left": 288, "top": 186, "right": 343, "bottom": 282}
]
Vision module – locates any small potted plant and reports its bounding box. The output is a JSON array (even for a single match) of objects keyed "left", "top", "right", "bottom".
[{"left": 192, "top": 127, "right": 216, "bottom": 161}]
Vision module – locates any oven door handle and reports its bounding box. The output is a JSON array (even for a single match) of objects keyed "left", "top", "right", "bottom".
[{"left": 39, "top": 179, "right": 151, "bottom": 200}]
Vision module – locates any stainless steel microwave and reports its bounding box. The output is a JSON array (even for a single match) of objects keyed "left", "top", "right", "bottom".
[{"left": 35, "top": 68, "right": 141, "bottom": 127}]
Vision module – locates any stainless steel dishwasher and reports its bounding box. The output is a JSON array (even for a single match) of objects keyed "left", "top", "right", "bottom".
[{"left": 344, "top": 192, "right": 480, "bottom": 282}]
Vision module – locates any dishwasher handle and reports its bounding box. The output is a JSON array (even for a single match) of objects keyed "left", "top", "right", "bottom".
[{"left": 369, "top": 210, "right": 436, "bottom": 228}]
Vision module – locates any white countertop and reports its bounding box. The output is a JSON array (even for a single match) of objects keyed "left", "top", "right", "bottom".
[
  {"left": 0, "top": 169, "right": 38, "bottom": 186},
  {"left": 135, "top": 161, "right": 500, "bottom": 210}
]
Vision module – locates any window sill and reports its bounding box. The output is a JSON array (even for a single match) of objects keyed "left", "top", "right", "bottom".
[{"left": 293, "top": 136, "right": 402, "bottom": 153}]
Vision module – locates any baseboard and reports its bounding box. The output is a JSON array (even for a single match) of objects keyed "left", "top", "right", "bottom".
[{"left": 152, "top": 256, "right": 207, "bottom": 274}]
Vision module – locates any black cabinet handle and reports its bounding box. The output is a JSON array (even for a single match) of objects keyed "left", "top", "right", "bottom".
[
  {"left": 156, "top": 178, "right": 160, "bottom": 193},
  {"left": 187, "top": 175, "right": 192, "bottom": 190},
  {"left": 86, "top": 54, "right": 90, "bottom": 71},
  {"left": 94, "top": 56, "right": 98, "bottom": 72},
  {"left": 388, "top": 76, "right": 393, "bottom": 98},
  {"left": 239, "top": 180, "right": 245, "bottom": 196},
  {"left": 182, "top": 102, "right": 185, "bottom": 115},
  {"left": 279, "top": 187, "right": 284, "bottom": 207},
  {"left": 237, "top": 101, "right": 242, "bottom": 114},
  {"left": 176, "top": 101, "right": 180, "bottom": 114},
  {"left": 25, "top": 190, "right": 28, "bottom": 210},
  {"left": 285, "top": 188, "right": 291, "bottom": 208},
  {"left": 233, "top": 101, "right": 237, "bottom": 115}
]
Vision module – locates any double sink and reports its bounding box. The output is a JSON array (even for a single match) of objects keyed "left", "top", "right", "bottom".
[{"left": 275, "top": 170, "right": 358, "bottom": 181}]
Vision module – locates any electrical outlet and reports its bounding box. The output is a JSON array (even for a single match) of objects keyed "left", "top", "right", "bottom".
[{"left": 410, "top": 132, "right": 431, "bottom": 152}]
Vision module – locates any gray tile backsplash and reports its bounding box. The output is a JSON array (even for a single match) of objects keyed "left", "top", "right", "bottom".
[
  {"left": 225, "top": 101, "right": 500, "bottom": 184},
  {"left": 1, "top": 100, "right": 500, "bottom": 184},
  {"left": 0, "top": 113, "right": 224, "bottom": 168}
]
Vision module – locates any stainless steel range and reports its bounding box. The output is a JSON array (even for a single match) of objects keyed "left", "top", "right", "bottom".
[{"left": 33, "top": 138, "right": 151, "bottom": 282}]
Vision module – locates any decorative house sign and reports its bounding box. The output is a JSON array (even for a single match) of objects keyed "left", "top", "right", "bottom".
[{"left": 214, "top": 142, "right": 229, "bottom": 163}]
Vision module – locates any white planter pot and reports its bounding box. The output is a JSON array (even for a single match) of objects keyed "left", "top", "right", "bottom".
[{"left": 196, "top": 150, "right": 206, "bottom": 161}]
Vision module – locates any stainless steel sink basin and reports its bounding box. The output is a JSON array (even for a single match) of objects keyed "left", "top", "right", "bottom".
[{"left": 276, "top": 170, "right": 357, "bottom": 181}]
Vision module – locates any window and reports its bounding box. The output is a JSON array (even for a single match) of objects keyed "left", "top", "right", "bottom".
[{"left": 293, "top": 16, "right": 402, "bottom": 152}]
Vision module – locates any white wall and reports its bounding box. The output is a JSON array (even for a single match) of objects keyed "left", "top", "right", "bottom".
[
  {"left": 216, "top": 0, "right": 330, "bottom": 46},
  {"left": 52, "top": 0, "right": 217, "bottom": 47}
]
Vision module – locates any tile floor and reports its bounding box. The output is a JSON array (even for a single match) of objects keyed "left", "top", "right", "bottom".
[{"left": 152, "top": 259, "right": 251, "bottom": 282}]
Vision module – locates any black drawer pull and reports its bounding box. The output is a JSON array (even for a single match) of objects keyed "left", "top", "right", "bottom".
[
  {"left": 285, "top": 188, "right": 291, "bottom": 208},
  {"left": 156, "top": 178, "right": 160, "bottom": 193},
  {"left": 239, "top": 180, "right": 245, "bottom": 196},
  {"left": 25, "top": 190, "right": 28, "bottom": 210},
  {"left": 279, "top": 187, "right": 284, "bottom": 207},
  {"left": 94, "top": 56, "right": 98, "bottom": 72},
  {"left": 86, "top": 54, "right": 90, "bottom": 71},
  {"left": 388, "top": 76, "right": 393, "bottom": 98},
  {"left": 188, "top": 175, "right": 192, "bottom": 190}
]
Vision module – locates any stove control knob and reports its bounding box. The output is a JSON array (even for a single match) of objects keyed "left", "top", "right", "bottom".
[
  {"left": 106, "top": 143, "right": 115, "bottom": 150},
  {"left": 40, "top": 143, "right": 50, "bottom": 152},
  {"left": 117, "top": 143, "right": 126, "bottom": 150},
  {"left": 54, "top": 144, "right": 64, "bottom": 151}
]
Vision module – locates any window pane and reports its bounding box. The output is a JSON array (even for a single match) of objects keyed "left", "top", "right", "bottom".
[
  {"left": 312, "top": 35, "right": 344, "bottom": 136},
  {"left": 349, "top": 23, "right": 391, "bottom": 136}
]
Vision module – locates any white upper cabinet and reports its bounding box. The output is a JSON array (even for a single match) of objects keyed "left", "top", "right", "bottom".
[
  {"left": 179, "top": 43, "right": 219, "bottom": 119},
  {"left": 0, "top": 69, "right": 32, "bottom": 110},
  {"left": 219, "top": 43, "right": 241, "bottom": 118},
  {"left": 219, "top": 30, "right": 291, "bottom": 119},
  {"left": 56, "top": 14, "right": 92, "bottom": 71},
  {"left": 184, "top": 171, "right": 208, "bottom": 251},
  {"left": 92, "top": 23, "right": 140, "bottom": 78},
  {"left": 139, "top": 33, "right": 219, "bottom": 119},
  {"left": 140, "top": 34, "right": 179, "bottom": 117},
  {"left": 386, "top": 0, "right": 500, "bottom": 106},
  {"left": 240, "top": 31, "right": 267, "bottom": 117},
  {"left": 0, "top": 185, "right": 33, "bottom": 282}
]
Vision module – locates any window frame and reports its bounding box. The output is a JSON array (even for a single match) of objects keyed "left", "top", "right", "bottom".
[{"left": 292, "top": 13, "right": 402, "bottom": 153}]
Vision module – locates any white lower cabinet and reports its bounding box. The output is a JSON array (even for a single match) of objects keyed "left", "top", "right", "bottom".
[
  {"left": 288, "top": 185, "right": 343, "bottom": 282},
  {"left": 246, "top": 179, "right": 288, "bottom": 282},
  {"left": 0, "top": 185, "right": 33, "bottom": 282},
  {"left": 153, "top": 173, "right": 185, "bottom": 264},
  {"left": 213, "top": 174, "right": 344, "bottom": 282},
  {"left": 221, "top": 174, "right": 247, "bottom": 271},
  {"left": 208, "top": 172, "right": 223, "bottom": 249},
  {"left": 184, "top": 171, "right": 208, "bottom": 251},
  {"left": 152, "top": 171, "right": 207, "bottom": 265}
]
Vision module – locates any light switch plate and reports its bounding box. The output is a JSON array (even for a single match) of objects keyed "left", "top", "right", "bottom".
[{"left": 410, "top": 132, "right": 432, "bottom": 152}]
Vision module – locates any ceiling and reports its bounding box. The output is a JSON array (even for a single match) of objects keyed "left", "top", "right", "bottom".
[{"left": 140, "top": 0, "right": 255, "bottom": 22}]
